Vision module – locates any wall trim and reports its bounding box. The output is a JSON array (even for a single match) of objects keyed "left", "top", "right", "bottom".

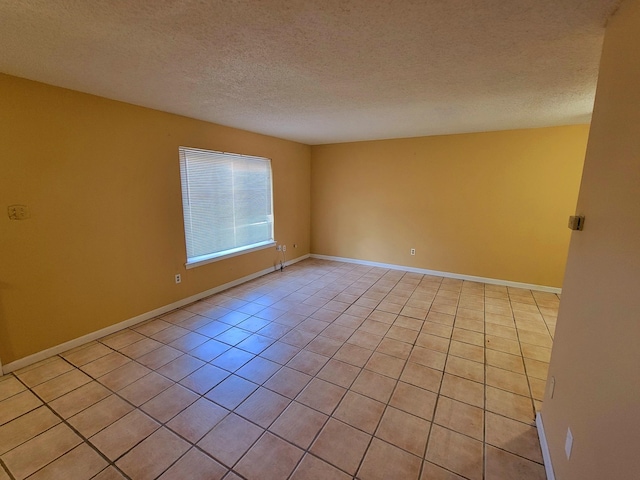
[
  {"left": 536, "top": 412, "right": 556, "bottom": 480},
  {"left": 2, "top": 254, "right": 310, "bottom": 374},
  {"left": 310, "top": 254, "right": 562, "bottom": 294}
]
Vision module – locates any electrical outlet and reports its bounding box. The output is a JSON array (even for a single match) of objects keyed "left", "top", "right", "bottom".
[
  {"left": 8, "top": 204, "right": 30, "bottom": 220},
  {"left": 282, "top": 245, "right": 286, "bottom": 252},
  {"left": 410, "top": 248, "right": 416, "bottom": 256},
  {"left": 175, "top": 274, "right": 181, "bottom": 284},
  {"left": 276, "top": 245, "right": 282, "bottom": 251}
]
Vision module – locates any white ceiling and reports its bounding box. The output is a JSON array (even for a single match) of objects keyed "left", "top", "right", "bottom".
[{"left": 0, "top": 0, "right": 621, "bottom": 145}]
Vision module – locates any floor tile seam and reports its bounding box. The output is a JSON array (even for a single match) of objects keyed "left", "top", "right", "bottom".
[
  {"left": 7, "top": 372, "right": 132, "bottom": 480},
  {"left": 420, "top": 296, "right": 459, "bottom": 480},
  {"left": 506, "top": 295, "right": 541, "bottom": 420}
]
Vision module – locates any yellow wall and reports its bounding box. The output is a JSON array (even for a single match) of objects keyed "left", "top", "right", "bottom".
[
  {"left": 310, "top": 126, "right": 588, "bottom": 287},
  {"left": 0, "top": 74, "right": 311, "bottom": 364},
  {"left": 543, "top": 0, "right": 640, "bottom": 477}
]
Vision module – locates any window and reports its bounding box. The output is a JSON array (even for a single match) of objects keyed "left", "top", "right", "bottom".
[{"left": 179, "top": 147, "right": 274, "bottom": 267}]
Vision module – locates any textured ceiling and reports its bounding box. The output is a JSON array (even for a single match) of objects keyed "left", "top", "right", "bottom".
[{"left": 0, "top": 0, "right": 620, "bottom": 144}]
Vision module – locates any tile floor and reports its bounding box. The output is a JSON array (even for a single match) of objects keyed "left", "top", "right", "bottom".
[{"left": 0, "top": 258, "right": 557, "bottom": 480}]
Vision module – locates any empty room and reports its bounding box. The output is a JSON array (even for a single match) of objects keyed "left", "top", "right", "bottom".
[{"left": 1, "top": 1, "right": 638, "bottom": 480}]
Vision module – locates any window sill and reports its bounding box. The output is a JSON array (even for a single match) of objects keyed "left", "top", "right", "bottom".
[{"left": 185, "top": 241, "right": 276, "bottom": 269}]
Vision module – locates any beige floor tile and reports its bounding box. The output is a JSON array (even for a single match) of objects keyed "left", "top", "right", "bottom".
[
  {"left": 116, "top": 427, "right": 190, "bottom": 480},
  {"left": 264, "top": 366, "right": 311, "bottom": 399},
  {"left": 68, "top": 395, "right": 133, "bottom": 437},
  {"left": 359, "top": 319, "right": 392, "bottom": 336},
  {"left": 521, "top": 343, "right": 552, "bottom": 363},
  {"left": 296, "top": 378, "right": 346, "bottom": 415},
  {"left": 486, "top": 386, "right": 535, "bottom": 425},
  {"left": 376, "top": 337, "right": 413, "bottom": 359},
  {"left": 485, "top": 412, "right": 543, "bottom": 463},
  {"left": 333, "top": 343, "right": 373, "bottom": 367},
  {"left": 134, "top": 319, "right": 173, "bottom": 336},
  {"left": 351, "top": 369, "right": 397, "bottom": 403},
  {"left": 286, "top": 350, "right": 330, "bottom": 376},
  {"left": 62, "top": 342, "right": 113, "bottom": 367},
  {"left": 409, "top": 346, "right": 447, "bottom": 370},
  {"left": 205, "top": 375, "right": 258, "bottom": 410},
  {"left": 529, "top": 376, "right": 546, "bottom": 401},
  {"left": 141, "top": 383, "right": 198, "bottom": 423},
  {"left": 15, "top": 357, "right": 74, "bottom": 388},
  {"left": 118, "top": 372, "right": 174, "bottom": 406},
  {"left": 168, "top": 331, "right": 209, "bottom": 352},
  {"left": 358, "top": 438, "right": 422, "bottom": 480},
  {"left": 260, "top": 341, "right": 301, "bottom": 364},
  {"left": 151, "top": 325, "right": 190, "bottom": 344},
  {"left": 426, "top": 425, "right": 483, "bottom": 480},
  {"left": 167, "top": 397, "right": 229, "bottom": 443},
  {"left": 310, "top": 418, "right": 371, "bottom": 475},
  {"left": 386, "top": 325, "right": 420, "bottom": 343},
  {"left": 198, "top": 413, "right": 263, "bottom": 467},
  {"left": 486, "top": 365, "right": 530, "bottom": 396},
  {"left": 320, "top": 323, "right": 355, "bottom": 342},
  {"left": 415, "top": 333, "right": 450, "bottom": 353},
  {"left": 517, "top": 330, "right": 553, "bottom": 348},
  {"left": 90, "top": 409, "right": 159, "bottom": 460},
  {"left": 524, "top": 357, "right": 550, "bottom": 380},
  {"left": 485, "top": 444, "right": 546, "bottom": 480},
  {"left": 348, "top": 330, "right": 384, "bottom": 350},
  {"left": 0, "top": 406, "right": 60, "bottom": 455},
  {"left": 48, "top": 381, "right": 111, "bottom": 419},
  {"left": 190, "top": 339, "right": 231, "bottom": 362},
  {"left": 485, "top": 335, "right": 521, "bottom": 355},
  {"left": 269, "top": 401, "right": 328, "bottom": 448},
  {"left": 0, "top": 376, "right": 26, "bottom": 401},
  {"left": 290, "top": 453, "right": 351, "bottom": 480},
  {"left": 389, "top": 381, "right": 437, "bottom": 421},
  {"left": 179, "top": 364, "right": 229, "bottom": 394},
  {"left": 157, "top": 448, "right": 227, "bottom": 480},
  {"left": 235, "top": 356, "right": 281, "bottom": 384},
  {"left": 235, "top": 432, "right": 303, "bottom": 480},
  {"left": 454, "top": 318, "right": 484, "bottom": 333},
  {"left": 0, "top": 390, "right": 43, "bottom": 425},
  {"left": 421, "top": 461, "right": 466, "bottom": 480},
  {"left": 420, "top": 321, "right": 453, "bottom": 339},
  {"left": 305, "top": 335, "right": 343, "bottom": 357},
  {"left": 119, "top": 338, "right": 164, "bottom": 359},
  {"left": 91, "top": 466, "right": 126, "bottom": 480},
  {"left": 485, "top": 323, "right": 518, "bottom": 340},
  {"left": 449, "top": 340, "right": 484, "bottom": 363},
  {"left": 375, "top": 407, "right": 430, "bottom": 456},
  {"left": 1, "top": 423, "right": 81, "bottom": 480},
  {"left": 434, "top": 396, "right": 484, "bottom": 440},
  {"left": 333, "top": 391, "right": 385, "bottom": 434},
  {"left": 365, "top": 351, "right": 406, "bottom": 378},
  {"left": 400, "top": 362, "right": 443, "bottom": 393},
  {"left": 440, "top": 374, "right": 484, "bottom": 409},
  {"left": 445, "top": 356, "right": 484, "bottom": 383},
  {"left": 100, "top": 329, "right": 145, "bottom": 350},
  {"left": 26, "top": 443, "right": 107, "bottom": 480},
  {"left": 155, "top": 354, "right": 205, "bottom": 382},
  {"left": 451, "top": 328, "right": 484, "bottom": 347},
  {"left": 81, "top": 352, "right": 131, "bottom": 378},
  {"left": 32, "top": 369, "right": 92, "bottom": 402},
  {"left": 97, "top": 362, "right": 151, "bottom": 391},
  {"left": 137, "top": 345, "right": 185, "bottom": 370},
  {"left": 485, "top": 349, "right": 525, "bottom": 374},
  {"left": 235, "top": 387, "right": 290, "bottom": 428}
]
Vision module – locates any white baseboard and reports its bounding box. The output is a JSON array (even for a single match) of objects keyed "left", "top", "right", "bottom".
[
  {"left": 536, "top": 412, "right": 556, "bottom": 480},
  {"left": 310, "top": 254, "right": 562, "bottom": 294},
  {"left": 2, "top": 254, "right": 310, "bottom": 374}
]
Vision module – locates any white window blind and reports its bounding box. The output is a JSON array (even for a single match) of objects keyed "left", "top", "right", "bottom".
[{"left": 179, "top": 147, "right": 274, "bottom": 266}]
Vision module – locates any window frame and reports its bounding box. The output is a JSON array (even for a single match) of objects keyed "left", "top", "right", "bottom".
[{"left": 178, "top": 146, "right": 275, "bottom": 269}]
